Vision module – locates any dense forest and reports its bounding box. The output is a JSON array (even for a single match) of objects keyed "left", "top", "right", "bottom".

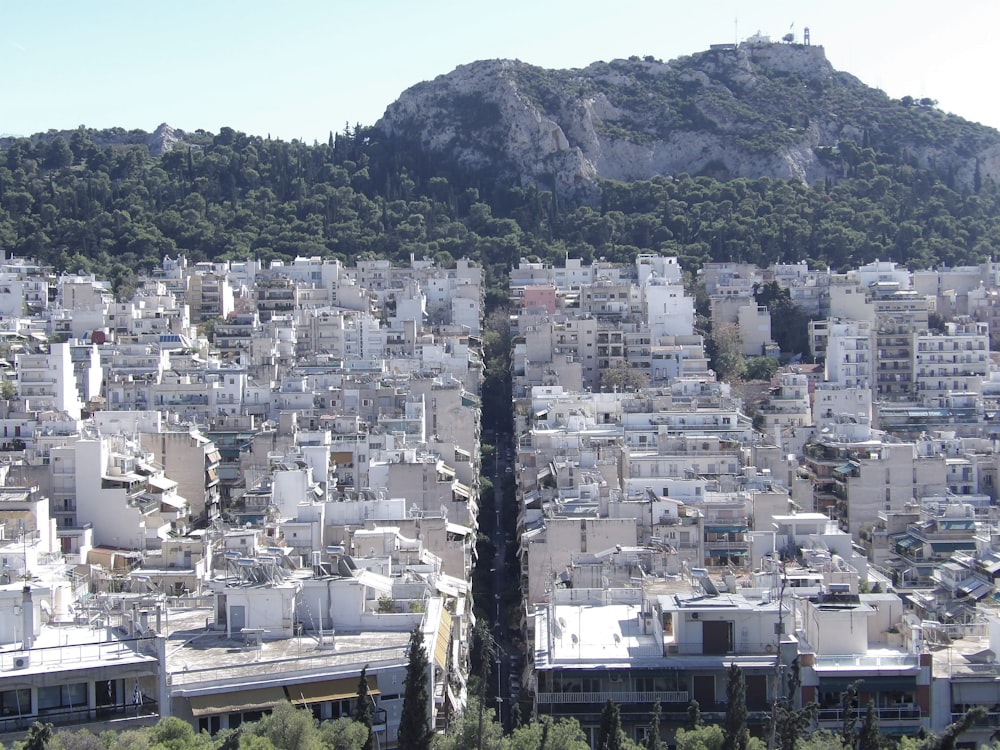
[{"left": 1, "top": 122, "right": 1000, "bottom": 296}]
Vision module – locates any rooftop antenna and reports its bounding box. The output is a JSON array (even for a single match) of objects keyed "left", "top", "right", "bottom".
[
  {"left": 734, "top": 17, "right": 738, "bottom": 45},
  {"left": 804, "top": 27, "right": 810, "bottom": 46}
]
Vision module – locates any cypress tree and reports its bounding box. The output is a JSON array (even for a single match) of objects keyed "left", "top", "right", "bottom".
[
  {"left": 858, "top": 699, "right": 880, "bottom": 750},
  {"left": 353, "top": 665, "right": 374, "bottom": 750},
  {"left": 646, "top": 700, "right": 664, "bottom": 750},
  {"left": 722, "top": 663, "right": 749, "bottom": 750},
  {"left": 398, "top": 626, "right": 433, "bottom": 750},
  {"left": 840, "top": 680, "right": 863, "bottom": 748},
  {"left": 597, "top": 699, "right": 623, "bottom": 750},
  {"left": 687, "top": 699, "right": 703, "bottom": 729}
]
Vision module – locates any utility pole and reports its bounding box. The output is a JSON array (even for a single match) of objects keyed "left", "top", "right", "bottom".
[{"left": 767, "top": 561, "right": 788, "bottom": 750}]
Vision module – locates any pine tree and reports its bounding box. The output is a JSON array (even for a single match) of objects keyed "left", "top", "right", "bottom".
[
  {"left": 353, "top": 665, "right": 374, "bottom": 750},
  {"left": 597, "top": 699, "right": 623, "bottom": 750},
  {"left": 920, "top": 706, "right": 988, "bottom": 750},
  {"left": 398, "top": 626, "right": 433, "bottom": 750},
  {"left": 23, "top": 722, "right": 54, "bottom": 750},
  {"left": 646, "top": 700, "right": 664, "bottom": 750},
  {"left": 722, "top": 663, "right": 749, "bottom": 750}
]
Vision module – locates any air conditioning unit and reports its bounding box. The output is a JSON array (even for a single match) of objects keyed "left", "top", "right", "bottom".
[{"left": 12, "top": 655, "right": 29, "bottom": 670}]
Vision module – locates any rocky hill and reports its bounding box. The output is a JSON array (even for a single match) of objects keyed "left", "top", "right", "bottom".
[
  {"left": 0, "top": 123, "right": 194, "bottom": 156},
  {"left": 376, "top": 43, "right": 1000, "bottom": 202}
]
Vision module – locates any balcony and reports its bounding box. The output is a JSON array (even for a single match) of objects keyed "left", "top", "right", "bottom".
[
  {"left": 817, "top": 706, "right": 921, "bottom": 723},
  {"left": 536, "top": 690, "right": 689, "bottom": 705},
  {"left": 951, "top": 710, "right": 1000, "bottom": 726}
]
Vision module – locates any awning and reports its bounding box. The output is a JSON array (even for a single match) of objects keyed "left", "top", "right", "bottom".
[
  {"left": 833, "top": 464, "right": 855, "bottom": 475},
  {"left": 537, "top": 465, "right": 552, "bottom": 481},
  {"left": 434, "top": 609, "right": 452, "bottom": 670},
  {"left": 291, "top": 676, "right": 379, "bottom": 704},
  {"left": 958, "top": 579, "right": 993, "bottom": 600},
  {"left": 159, "top": 493, "right": 188, "bottom": 510},
  {"left": 446, "top": 522, "right": 473, "bottom": 537},
  {"left": 357, "top": 569, "right": 393, "bottom": 595},
  {"left": 940, "top": 519, "right": 976, "bottom": 531},
  {"left": 980, "top": 558, "right": 1000, "bottom": 575},
  {"left": 148, "top": 475, "right": 178, "bottom": 492},
  {"left": 436, "top": 578, "right": 461, "bottom": 598},
  {"left": 895, "top": 535, "right": 919, "bottom": 550},
  {"left": 438, "top": 464, "right": 456, "bottom": 479},
  {"left": 453, "top": 483, "right": 472, "bottom": 500},
  {"left": 455, "top": 448, "right": 472, "bottom": 460},
  {"left": 206, "top": 450, "right": 222, "bottom": 464},
  {"left": 437, "top": 574, "right": 470, "bottom": 595},
  {"left": 190, "top": 687, "right": 286, "bottom": 716},
  {"left": 534, "top": 408, "right": 549, "bottom": 419},
  {"left": 929, "top": 541, "right": 976, "bottom": 552}
]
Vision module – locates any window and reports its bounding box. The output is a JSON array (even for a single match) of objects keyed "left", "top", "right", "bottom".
[
  {"left": 0, "top": 688, "right": 30, "bottom": 715},
  {"left": 38, "top": 683, "right": 87, "bottom": 711}
]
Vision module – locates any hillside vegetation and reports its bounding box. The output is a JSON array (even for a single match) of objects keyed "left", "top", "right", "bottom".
[{"left": 3, "top": 48, "right": 1000, "bottom": 292}]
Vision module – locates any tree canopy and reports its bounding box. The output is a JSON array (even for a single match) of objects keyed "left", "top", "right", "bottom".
[{"left": 2, "top": 126, "right": 1000, "bottom": 298}]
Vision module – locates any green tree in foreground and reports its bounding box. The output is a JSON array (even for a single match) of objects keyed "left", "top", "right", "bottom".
[
  {"left": 858, "top": 699, "right": 881, "bottom": 750},
  {"left": 722, "top": 664, "right": 749, "bottom": 750},
  {"left": 256, "top": 701, "right": 320, "bottom": 750},
  {"left": 675, "top": 724, "right": 724, "bottom": 750},
  {"left": 687, "top": 699, "right": 703, "bottom": 730},
  {"left": 319, "top": 717, "right": 370, "bottom": 750},
  {"left": 399, "top": 626, "right": 434, "bottom": 750},
  {"left": 501, "top": 716, "right": 591, "bottom": 750},
  {"left": 433, "top": 696, "right": 503, "bottom": 750},
  {"left": 645, "top": 701, "right": 664, "bottom": 750},
  {"left": 597, "top": 699, "right": 623, "bottom": 750},
  {"left": 22, "top": 722, "right": 54, "bottom": 750},
  {"left": 913, "top": 705, "right": 988, "bottom": 750},
  {"left": 353, "top": 666, "right": 374, "bottom": 750},
  {"left": 839, "top": 680, "right": 863, "bottom": 749}
]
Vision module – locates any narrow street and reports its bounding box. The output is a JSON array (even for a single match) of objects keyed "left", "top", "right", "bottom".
[{"left": 490, "top": 433, "right": 514, "bottom": 730}]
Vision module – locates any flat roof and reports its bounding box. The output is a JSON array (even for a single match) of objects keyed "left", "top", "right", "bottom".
[
  {"left": 540, "top": 601, "right": 656, "bottom": 667},
  {"left": 165, "top": 607, "right": 412, "bottom": 693}
]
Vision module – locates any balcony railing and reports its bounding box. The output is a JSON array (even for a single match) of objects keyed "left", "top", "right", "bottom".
[
  {"left": 536, "top": 691, "right": 689, "bottom": 705},
  {"left": 817, "top": 706, "right": 921, "bottom": 723},
  {"left": 0, "top": 702, "right": 158, "bottom": 734},
  {"left": 951, "top": 710, "right": 1000, "bottom": 726}
]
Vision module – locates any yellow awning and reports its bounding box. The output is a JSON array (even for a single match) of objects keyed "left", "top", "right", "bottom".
[
  {"left": 434, "top": 609, "right": 452, "bottom": 670},
  {"left": 189, "top": 687, "right": 286, "bottom": 716},
  {"left": 290, "top": 676, "right": 380, "bottom": 704}
]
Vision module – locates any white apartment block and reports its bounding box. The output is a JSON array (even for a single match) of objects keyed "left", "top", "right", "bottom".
[{"left": 913, "top": 320, "right": 990, "bottom": 406}]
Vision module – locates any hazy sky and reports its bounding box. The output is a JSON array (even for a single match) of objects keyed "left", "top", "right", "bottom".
[{"left": 2, "top": 1, "right": 996, "bottom": 143}]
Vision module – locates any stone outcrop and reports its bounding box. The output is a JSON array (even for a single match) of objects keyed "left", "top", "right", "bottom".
[{"left": 376, "top": 43, "right": 1000, "bottom": 202}]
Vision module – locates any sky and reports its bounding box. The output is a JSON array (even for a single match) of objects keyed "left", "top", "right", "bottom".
[{"left": 2, "top": 1, "right": 998, "bottom": 143}]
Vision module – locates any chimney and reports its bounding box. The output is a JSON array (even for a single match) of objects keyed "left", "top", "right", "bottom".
[{"left": 21, "top": 586, "right": 33, "bottom": 650}]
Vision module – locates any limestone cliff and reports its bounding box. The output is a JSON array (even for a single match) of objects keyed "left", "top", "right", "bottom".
[{"left": 376, "top": 44, "right": 1000, "bottom": 202}]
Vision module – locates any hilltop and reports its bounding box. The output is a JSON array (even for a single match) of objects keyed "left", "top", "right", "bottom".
[
  {"left": 3, "top": 43, "right": 1000, "bottom": 287},
  {"left": 376, "top": 43, "right": 1000, "bottom": 202}
]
